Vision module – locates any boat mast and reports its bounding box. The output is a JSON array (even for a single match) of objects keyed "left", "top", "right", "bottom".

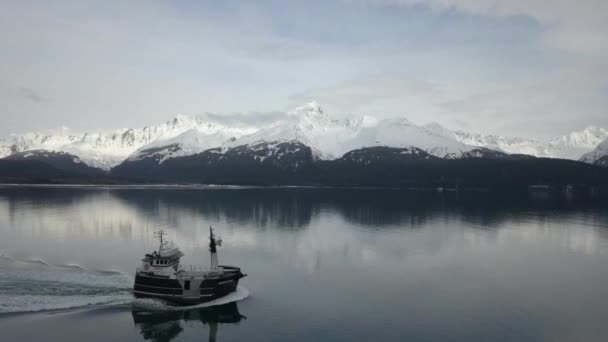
[
  {"left": 209, "top": 226, "right": 219, "bottom": 271},
  {"left": 155, "top": 230, "right": 166, "bottom": 252}
]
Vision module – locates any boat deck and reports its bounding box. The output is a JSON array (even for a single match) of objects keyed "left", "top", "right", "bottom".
[{"left": 136, "top": 264, "right": 241, "bottom": 278}]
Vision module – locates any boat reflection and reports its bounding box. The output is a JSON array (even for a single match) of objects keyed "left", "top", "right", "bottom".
[{"left": 131, "top": 302, "right": 245, "bottom": 342}]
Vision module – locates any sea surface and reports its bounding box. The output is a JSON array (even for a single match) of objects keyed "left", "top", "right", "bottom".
[{"left": 0, "top": 186, "right": 607, "bottom": 341}]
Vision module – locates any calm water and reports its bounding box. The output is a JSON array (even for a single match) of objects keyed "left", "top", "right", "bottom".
[{"left": 1, "top": 186, "right": 608, "bottom": 341}]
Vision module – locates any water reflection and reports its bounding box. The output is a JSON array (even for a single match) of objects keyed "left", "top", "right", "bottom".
[
  {"left": 132, "top": 303, "right": 245, "bottom": 342},
  {"left": 2, "top": 187, "right": 607, "bottom": 230},
  {"left": 113, "top": 188, "right": 316, "bottom": 230},
  {"left": 1, "top": 187, "right": 608, "bottom": 341},
  {"left": 1, "top": 187, "right": 608, "bottom": 269}
]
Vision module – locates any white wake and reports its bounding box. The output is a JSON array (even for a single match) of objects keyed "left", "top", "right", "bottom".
[{"left": 131, "top": 286, "right": 250, "bottom": 312}]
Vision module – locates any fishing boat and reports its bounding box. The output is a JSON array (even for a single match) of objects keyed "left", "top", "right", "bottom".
[{"left": 133, "top": 228, "right": 246, "bottom": 304}]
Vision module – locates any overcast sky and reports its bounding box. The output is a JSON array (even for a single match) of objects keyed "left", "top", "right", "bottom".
[{"left": 1, "top": 0, "right": 607, "bottom": 139}]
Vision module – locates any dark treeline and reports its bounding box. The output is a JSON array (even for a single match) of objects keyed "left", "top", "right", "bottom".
[{"left": 2, "top": 145, "right": 608, "bottom": 195}]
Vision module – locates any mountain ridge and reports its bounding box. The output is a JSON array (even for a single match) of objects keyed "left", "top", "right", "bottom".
[
  {"left": 580, "top": 137, "right": 608, "bottom": 167},
  {"left": 1, "top": 102, "right": 606, "bottom": 170}
]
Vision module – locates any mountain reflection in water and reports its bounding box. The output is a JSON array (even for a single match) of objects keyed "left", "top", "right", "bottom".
[{"left": 1, "top": 186, "right": 608, "bottom": 341}]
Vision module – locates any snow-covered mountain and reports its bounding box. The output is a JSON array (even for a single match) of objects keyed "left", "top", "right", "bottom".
[
  {"left": 547, "top": 126, "right": 608, "bottom": 160},
  {"left": 126, "top": 117, "right": 258, "bottom": 164},
  {"left": 219, "top": 102, "right": 477, "bottom": 160},
  {"left": 1, "top": 102, "right": 606, "bottom": 170},
  {"left": 0, "top": 115, "right": 260, "bottom": 170},
  {"left": 125, "top": 102, "right": 481, "bottom": 167},
  {"left": 580, "top": 137, "right": 608, "bottom": 167},
  {"left": 424, "top": 123, "right": 552, "bottom": 157},
  {"left": 425, "top": 123, "right": 608, "bottom": 160}
]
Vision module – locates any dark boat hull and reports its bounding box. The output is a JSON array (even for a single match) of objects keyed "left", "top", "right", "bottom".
[{"left": 133, "top": 267, "right": 245, "bottom": 305}]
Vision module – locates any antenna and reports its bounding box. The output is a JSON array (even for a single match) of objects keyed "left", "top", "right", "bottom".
[
  {"left": 154, "top": 230, "right": 167, "bottom": 250},
  {"left": 209, "top": 226, "right": 217, "bottom": 253},
  {"left": 208, "top": 226, "right": 220, "bottom": 270}
]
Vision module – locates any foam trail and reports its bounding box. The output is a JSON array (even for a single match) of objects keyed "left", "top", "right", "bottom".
[
  {"left": 60, "top": 263, "right": 88, "bottom": 271},
  {"left": 0, "top": 294, "right": 134, "bottom": 314},
  {"left": 0, "top": 254, "right": 16, "bottom": 262},
  {"left": 132, "top": 286, "right": 250, "bottom": 312},
  {"left": 30, "top": 258, "right": 50, "bottom": 266},
  {"left": 0, "top": 262, "right": 134, "bottom": 314},
  {"left": 0, "top": 255, "right": 248, "bottom": 315},
  {"left": 94, "top": 269, "right": 124, "bottom": 275}
]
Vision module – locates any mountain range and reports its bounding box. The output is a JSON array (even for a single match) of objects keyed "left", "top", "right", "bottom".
[
  {"left": 1, "top": 102, "right": 608, "bottom": 188},
  {"left": 2, "top": 102, "right": 608, "bottom": 169}
]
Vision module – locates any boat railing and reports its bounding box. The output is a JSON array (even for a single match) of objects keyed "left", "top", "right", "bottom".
[
  {"left": 178, "top": 264, "right": 215, "bottom": 272},
  {"left": 136, "top": 264, "right": 222, "bottom": 274}
]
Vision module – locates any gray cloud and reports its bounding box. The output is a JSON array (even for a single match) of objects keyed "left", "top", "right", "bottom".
[
  {"left": 354, "top": 0, "right": 608, "bottom": 56},
  {"left": 17, "top": 87, "right": 49, "bottom": 103},
  {"left": 1, "top": 0, "right": 607, "bottom": 139},
  {"left": 204, "top": 111, "right": 287, "bottom": 126},
  {"left": 440, "top": 64, "right": 608, "bottom": 138},
  {"left": 288, "top": 73, "right": 445, "bottom": 120}
]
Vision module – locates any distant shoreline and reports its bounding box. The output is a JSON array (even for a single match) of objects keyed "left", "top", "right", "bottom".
[
  {"left": 0, "top": 183, "right": 604, "bottom": 199},
  {"left": 0, "top": 183, "right": 444, "bottom": 190}
]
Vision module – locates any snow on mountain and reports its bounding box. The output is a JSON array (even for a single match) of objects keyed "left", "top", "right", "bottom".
[
  {"left": 221, "top": 102, "right": 476, "bottom": 160},
  {"left": 580, "top": 137, "right": 608, "bottom": 166},
  {"left": 423, "top": 122, "right": 458, "bottom": 140},
  {"left": 425, "top": 123, "right": 608, "bottom": 160},
  {"left": 0, "top": 114, "right": 261, "bottom": 170},
  {"left": 547, "top": 126, "right": 608, "bottom": 160},
  {"left": 2, "top": 102, "right": 606, "bottom": 169},
  {"left": 363, "top": 118, "right": 476, "bottom": 158},
  {"left": 129, "top": 129, "right": 240, "bottom": 163},
  {"left": 454, "top": 131, "right": 551, "bottom": 157},
  {"left": 223, "top": 102, "right": 361, "bottom": 159},
  {"left": 424, "top": 122, "right": 552, "bottom": 157}
]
